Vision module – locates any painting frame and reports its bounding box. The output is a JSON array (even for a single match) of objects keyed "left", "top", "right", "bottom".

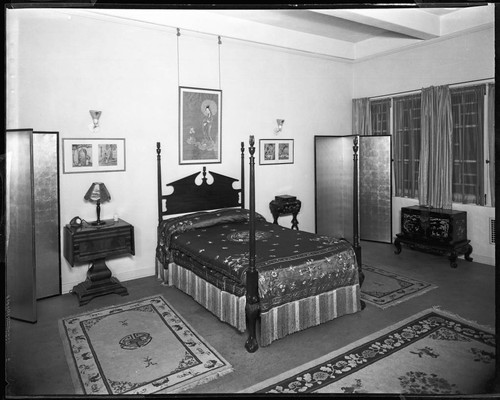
[
  {"left": 179, "top": 86, "right": 222, "bottom": 165},
  {"left": 62, "top": 138, "right": 126, "bottom": 174},
  {"left": 259, "top": 139, "right": 294, "bottom": 165}
]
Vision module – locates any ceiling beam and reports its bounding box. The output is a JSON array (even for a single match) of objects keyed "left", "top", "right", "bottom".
[{"left": 312, "top": 9, "right": 441, "bottom": 40}]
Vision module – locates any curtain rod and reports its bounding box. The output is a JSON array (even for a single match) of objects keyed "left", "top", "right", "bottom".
[{"left": 368, "top": 77, "right": 495, "bottom": 100}]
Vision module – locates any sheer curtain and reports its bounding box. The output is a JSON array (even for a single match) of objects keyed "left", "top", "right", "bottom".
[
  {"left": 450, "top": 85, "right": 485, "bottom": 205},
  {"left": 393, "top": 94, "right": 421, "bottom": 198},
  {"left": 419, "top": 85, "right": 453, "bottom": 209},
  {"left": 370, "top": 99, "right": 391, "bottom": 135},
  {"left": 488, "top": 83, "right": 495, "bottom": 207},
  {"left": 352, "top": 98, "right": 372, "bottom": 136}
]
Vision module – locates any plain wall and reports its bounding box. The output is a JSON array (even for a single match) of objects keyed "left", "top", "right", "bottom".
[{"left": 7, "top": 9, "right": 354, "bottom": 292}]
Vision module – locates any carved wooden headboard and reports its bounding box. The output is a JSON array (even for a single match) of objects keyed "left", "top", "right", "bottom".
[{"left": 156, "top": 142, "right": 245, "bottom": 222}]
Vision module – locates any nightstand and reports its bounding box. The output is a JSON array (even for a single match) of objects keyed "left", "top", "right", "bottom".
[
  {"left": 63, "top": 218, "right": 134, "bottom": 305},
  {"left": 269, "top": 195, "right": 302, "bottom": 230}
]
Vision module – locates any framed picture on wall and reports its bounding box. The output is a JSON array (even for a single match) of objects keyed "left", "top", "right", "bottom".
[
  {"left": 179, "top": 86, "right": 222, "bottom": 165},
  {"left": 259, "top": 139, "right": 294, "bottom": 165},
  {"left": 62, "top": 138, "right": 126, "bottom": 173}
]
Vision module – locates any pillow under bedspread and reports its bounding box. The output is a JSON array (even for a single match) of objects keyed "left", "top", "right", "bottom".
[{"left": 157, "top": 209, "right": 359, "bottom": 312}]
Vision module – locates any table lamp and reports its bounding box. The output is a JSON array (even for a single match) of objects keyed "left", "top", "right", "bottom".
[{"left": 84, "top": 182, "right": 111, "bottom": 226}]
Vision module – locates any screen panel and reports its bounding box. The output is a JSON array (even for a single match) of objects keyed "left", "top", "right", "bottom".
[
  {"left": 359, "top": 136, "right": 392, "bottom": 243},
  {"left": 315, "top": 136, "right": 354, "bottom": 242},
  {"left": 33, "top": 132, "right": 61, "bottom": 299},
  {"left": 6, "top": 129, "right": 37, "bottom": 322}
]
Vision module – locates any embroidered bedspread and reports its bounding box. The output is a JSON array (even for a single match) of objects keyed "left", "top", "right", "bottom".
[{"left": 156, "top": 208, "right": 359, "bottom": 312}]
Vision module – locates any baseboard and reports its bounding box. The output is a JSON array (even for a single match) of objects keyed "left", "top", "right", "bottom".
[
  {"left": 61, "top": 253, "right": 494, "bottom": 295},
  {"left": 469, "top": 254, "right": 495, "bottom": 267},
  {"left": 61, "top": 267, "right": 155, "bottom": 294}
]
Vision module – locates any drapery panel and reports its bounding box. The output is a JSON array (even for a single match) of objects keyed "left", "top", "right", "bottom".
[
  {"left": 393, "top": 94, "right": 421, "bottom": 198},
  {"left": 419, "top": 85, "right": 453, "bottom": 209},
  {"left": 450, "top": 85, "right": 485, "bottom": 206},
  {"left": 352, "top": 98, "right": 372, "bottom": 136},
  {"left": 487, "top": 83, "right": 495, "bottom": 207}
]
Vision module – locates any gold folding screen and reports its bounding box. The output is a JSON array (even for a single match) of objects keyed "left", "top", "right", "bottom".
[
  {"left": 315, "top": 135, "right": 392, "bottom": 244},
  {"left": 6, "top": 129, "right": 60, "bottom": 323}
]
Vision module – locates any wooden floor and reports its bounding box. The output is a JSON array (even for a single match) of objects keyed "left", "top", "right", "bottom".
[{"left": 5, "top": 241, "right": 497, "bottom": 396}]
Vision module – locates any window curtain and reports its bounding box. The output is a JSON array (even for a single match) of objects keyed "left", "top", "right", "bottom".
[
  {"left": 370, "top": 99, "right": 391, "bottom": 135},
  {"left": 419, "top": 85, "right": 453, "bottom": 209},
  {"left": 488, "top": 83, "right": 495, "bottom": 207},
  {"left": 393, "top": 94, "right": 421, "bottom": 198},
  {"left": 450, "top": 85, "right": 485, "bottom": 205},
  {"left": 352, "top": 98, "right": 372, "bottom": 136}
]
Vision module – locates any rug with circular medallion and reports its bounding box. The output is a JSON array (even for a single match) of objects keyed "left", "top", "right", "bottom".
[{"left": 59, "top": 295, "right": 232, "bottom": 395}]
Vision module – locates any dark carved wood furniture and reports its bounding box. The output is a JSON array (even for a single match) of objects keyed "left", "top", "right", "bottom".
[
  {"left": 156, "top": 137, "right": 363, "bottom": 352},
  {"left": 63, "top": 218, "right": 134, "bottom": 305},
  {"left": 394, "top": 205, "right": 473, "bottom": 268},
  {"left": 269, "top": 195, "right": 301, "bottom": 230},
  {"left": 156, "top": 142, "right": 245, "bottom": 220}
]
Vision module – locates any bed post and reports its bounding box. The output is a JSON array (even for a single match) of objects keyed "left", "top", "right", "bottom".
[
  {"left": 353, "top": 137, "right": 365, "bottom": 308},
  {"left": 241, "top": 141, "right": 245, "bottom": 209},
  {"left": 156, "top": 142, "right": 163, "bottom": 224},
  {"left": 156, "top": 142, "right": 163, "bottom": 280},
  {"left": 245, "top": 135, "right": 259, "bottom": 353}
]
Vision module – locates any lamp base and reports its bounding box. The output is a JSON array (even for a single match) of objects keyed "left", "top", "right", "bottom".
[{"left": 91, "top": 220, "right": 107, "bottom": 226}]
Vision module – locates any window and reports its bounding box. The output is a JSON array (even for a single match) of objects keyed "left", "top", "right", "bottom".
[
  {"left": 393, "top": 94, "right": 421, "bottom": 198},
  {"left": 370, "top": 99, "right": 391, "bottom": 136},
  {"left": 357, "top": 82, "right": 492, "bottom": 206},
  {"left": 450, "top": 85, "right": 485, "bottom": 205}
]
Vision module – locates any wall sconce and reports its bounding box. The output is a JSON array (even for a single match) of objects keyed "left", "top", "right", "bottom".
[
  {"left": 89, "top": 110, "right": 102, "bottom": 133},
  {"left": 274, "top": 119, "right": 285, "bottom": 134}
]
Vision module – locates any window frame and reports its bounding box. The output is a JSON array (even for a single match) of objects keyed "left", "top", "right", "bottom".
[
  {"left": 450, "top": 84, "right": 486, "bottom": 206},
  {"left": 391, "top": 94, "right": 421, "bottom": 199},
  {"left": 367, "top": 83, "right": 492, "bottom": 207}
]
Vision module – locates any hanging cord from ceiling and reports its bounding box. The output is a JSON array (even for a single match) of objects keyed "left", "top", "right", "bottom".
[
  {"left": 176, "top": 28, "right": 223, "bottom": 89},
  {"left": 218, "top": 35, "right": 222, "bottom": 90},
  {"left": 176, "top": 28, "right": 181, "bottom": 87}
]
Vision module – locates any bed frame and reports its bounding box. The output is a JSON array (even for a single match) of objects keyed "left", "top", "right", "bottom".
[{"left": 156, "top": 136, "right": 363, "bottom": 352}]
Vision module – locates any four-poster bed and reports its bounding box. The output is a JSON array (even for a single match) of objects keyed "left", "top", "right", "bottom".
[{"left": 155, "top": 136, "right": 364, "bottom": 352}]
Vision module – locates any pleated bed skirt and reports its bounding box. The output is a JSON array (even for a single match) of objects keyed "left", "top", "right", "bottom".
[{"left": 158, "top": 261, "right": 361, "bottom": 347}]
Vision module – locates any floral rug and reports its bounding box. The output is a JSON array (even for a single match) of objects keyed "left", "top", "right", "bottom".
[
  {"left": 240, "top": 308, "right": 495, "bottom": 395},
  {"left": 59, "top": 295, "right": 232, "bottom": 395},
  {"left": 361, "top": 264, "right": 437, "bottom": 309}
]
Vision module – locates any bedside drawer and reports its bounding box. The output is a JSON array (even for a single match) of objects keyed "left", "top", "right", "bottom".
[{"left": 64, "top": 220, "right": 135, "bottom": 266}]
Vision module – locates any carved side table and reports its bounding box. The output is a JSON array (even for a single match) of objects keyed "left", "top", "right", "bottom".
[
  {"left": 63, "top": 218, "right": 134, "bottom": 305},
  {"left": 269, "top": 196, "right": 301, "bottom": 230}
]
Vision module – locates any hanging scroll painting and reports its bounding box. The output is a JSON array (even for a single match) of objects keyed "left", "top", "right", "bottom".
[{"left": 179, "top": 86, "right": 222, "bottom": 164}]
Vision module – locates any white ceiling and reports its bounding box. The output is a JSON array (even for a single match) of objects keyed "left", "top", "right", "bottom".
[
  {"left": 64, "top": 4, "right": 494, "bottom": 60},
  {"left": 207, "top": 6, "right": 494, "bottom": 58}
]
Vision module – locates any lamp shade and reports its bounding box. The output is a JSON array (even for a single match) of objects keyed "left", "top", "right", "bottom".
[{"left": 84, "top": 182, "right": 111, "bottom": 203}]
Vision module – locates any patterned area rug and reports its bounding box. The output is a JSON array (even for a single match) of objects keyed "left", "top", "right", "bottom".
[
  {"left": 59, "top": 295, "right": 232, "bottom": 395},
  {"left": 361, "top": 265, "right": 437, "bottom": 309},
  {"left": 240, "top": 308, "right": 495, "bottom": 395}
]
